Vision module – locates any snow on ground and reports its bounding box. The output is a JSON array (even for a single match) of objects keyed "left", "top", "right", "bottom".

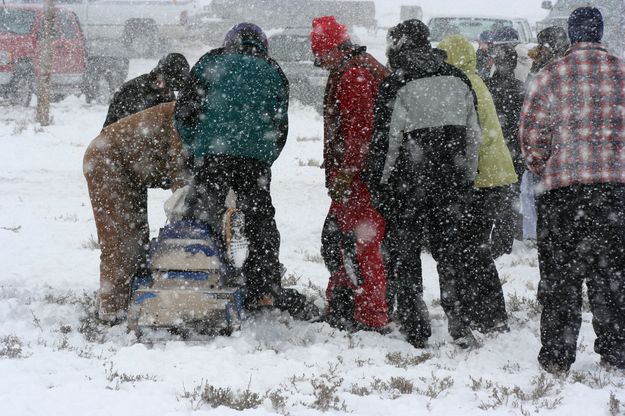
[{"left": 1, "top": 2, "right": 624, "bottom": 415}]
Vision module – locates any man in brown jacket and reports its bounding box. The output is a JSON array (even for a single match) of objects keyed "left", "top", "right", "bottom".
[{"left": 84, "top": 102, "right": 189, "bottom": 323}]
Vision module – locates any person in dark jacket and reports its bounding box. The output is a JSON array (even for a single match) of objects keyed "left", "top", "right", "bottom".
[
  {"left": 520, "top": 7, "right": 625, "bottom": 373},
  {"left": 485, "top": 44, "right": 526, "bottom": 257},
  {"left": 520, "top": 27, "right": 570, "bottom": 242},
  {"left": 486, "top": 44, "right": 525, "bottom": 177},
  {"left": 528, "top": 26, "right": 570, "bottom": 76},
  {"left": 311, "top": 16, "right": 390, "bottom": 331},
  {"left": 365, "top": 20, "right": 482, "bottom": 348},
  {"left": 103, "top": 53, "right": 189, "bottom": 127},
  {"left": 174, "top": 23, "right": 289, "bottom": 311},
  {"left": 476, "top": 30, "right": 494, "bottom": 79}
]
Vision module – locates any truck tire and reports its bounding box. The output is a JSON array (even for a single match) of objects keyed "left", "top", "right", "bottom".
[
  {"left": 123, "top": 20, "right": 158, "bottom": 58},
  {"left": 9, "top": 63, "right": 34, "bottom": 107},
  {"left": 85, "top": 73, "right": 112, "bottom": 105}
]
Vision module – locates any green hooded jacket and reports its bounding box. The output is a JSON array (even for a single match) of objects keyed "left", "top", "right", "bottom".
[
  {"left": 174, "top": 40, "right": 289, "bottom": 166},
  {"left": 438, "top": 35, "right": 517, "bottom": 188}
]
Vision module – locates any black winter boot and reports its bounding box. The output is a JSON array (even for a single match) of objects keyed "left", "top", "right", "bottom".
[{"left": 274, "top": 288, "right": 320, "bottom": 321}]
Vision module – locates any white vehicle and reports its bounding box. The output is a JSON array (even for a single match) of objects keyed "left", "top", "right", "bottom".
[
  {"left": 24, "top": 0, "right": 201, "bottom": 57},
  {"left": 427, "top": 15, "right": 534, "bottom": 44},
  {"left": 426, "top": 15, "right": 535, "bottom": 81}
]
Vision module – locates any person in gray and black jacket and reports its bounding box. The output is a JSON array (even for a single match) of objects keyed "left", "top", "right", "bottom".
[{"left": 364, "top": 19, "right": 481, "bottom": 349}]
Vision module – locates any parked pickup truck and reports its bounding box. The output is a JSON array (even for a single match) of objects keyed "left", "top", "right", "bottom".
[
  {"left": 0, "top": 4, "right": 128, "bottom": 106},
  {"left": 53, "top": 0, "right": 200, "bottom": 57},
  {"left": 192, "top": 0, "right": 377, "bottom": 47}
]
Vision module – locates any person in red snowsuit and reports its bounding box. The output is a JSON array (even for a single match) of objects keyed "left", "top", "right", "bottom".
[{"left": 311, "top": 16, "right": 390, "bottom": 330}]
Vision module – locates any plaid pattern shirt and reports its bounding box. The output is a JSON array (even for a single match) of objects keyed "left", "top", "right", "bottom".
[{"left": 520, "top": 42, "right": 625, "bottom": 192}]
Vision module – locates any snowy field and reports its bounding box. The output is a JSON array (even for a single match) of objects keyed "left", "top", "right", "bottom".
[{"left": 1, "top": 1, "right": 625, "bottom": 415}]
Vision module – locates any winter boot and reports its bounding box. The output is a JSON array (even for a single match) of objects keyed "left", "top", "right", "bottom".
[
  {"left": 320, "top": 288, "right": 358, "bottom": 331},
  {"left": 221, "top": 208, "right": 249, "bottom": 269},
  {"left": 448, "top": 317, "right": 479, "bottom": 349},
  {"left": 274, "top": 288, "right": 320, "bottom": 321}
]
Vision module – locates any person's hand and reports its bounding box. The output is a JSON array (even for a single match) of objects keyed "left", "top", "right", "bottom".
[{"left": 328, "top": 170, "right": 356, "bottom": 201}]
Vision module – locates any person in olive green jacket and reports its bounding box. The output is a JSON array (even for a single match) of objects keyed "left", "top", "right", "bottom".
[{"left": 438, "top": 35, "right": 517, "bottom": 333}]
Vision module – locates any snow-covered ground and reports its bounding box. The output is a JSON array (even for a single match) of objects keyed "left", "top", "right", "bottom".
[{"left": 1, "top": 1, "right": 624, "bottom": 415}]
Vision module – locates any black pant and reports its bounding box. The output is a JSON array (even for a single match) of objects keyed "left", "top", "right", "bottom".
[
  {"left": 190, "top": 155, "right": 282, "bottom": 301},
  {"left": 393, "top": 177, "right": 471, "bottom": 341},
  {"left": 389, "top": 216, "right": 431, "bottom": 341},
  {"left": 537, "top": 184, "right": 625, "bottom": 370},
  {"left": 461, "top": 186, "right": 509, "bottom": 332},
  {"left": 490, "top": 183, "right": 519, "bottom": 258}
]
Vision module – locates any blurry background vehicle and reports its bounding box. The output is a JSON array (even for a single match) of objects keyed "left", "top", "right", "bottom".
[
  {"left": 268, "top": 28, "right": 327, "bottom": 111},
  {"left": 427, "top": 15, "right": 534, "bottom": 82},
  {"left": 15, "top": 0, "right": 200, "bottom": 58},
  {"left": 400, "top": 5, "right": 423, "bottom": 22},
  {"left": 0, "top": 4, "right": 128, "bottom": 106},
  {"left": 428, "top": 16, "right": 533, "bottom": 44},
  {"left": 268, "top": 27, "right": 363, "bottom": 112},
  {"left": 190, "top": 0, "right": 377, "bottom": 47},
  {"left": 538, "top": 0, "right": 625, "bottom": 58}
]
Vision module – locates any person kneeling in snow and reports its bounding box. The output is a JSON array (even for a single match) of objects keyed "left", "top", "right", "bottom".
[{"left": 84, "top": 102, "right": 189, "bottom": 323}]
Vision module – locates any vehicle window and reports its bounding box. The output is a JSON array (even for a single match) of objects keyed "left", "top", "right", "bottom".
[
  {"left": 513, "top": 22, "right": 529, "bottom": 43},
  {"left": 270, "top": 35, "right": 315, "bottom": 63},
  {"left": 38, "top": 15, "right": 61, "bottom": 40},
  {"left": 59, "top": 12, "right": 77, "bottom": 39},
  {"left": 429, "top": 17, "right": 513, "bottom": 42},
  {"left": 0, "top": 8, "right": 36, "bottom": 35}
]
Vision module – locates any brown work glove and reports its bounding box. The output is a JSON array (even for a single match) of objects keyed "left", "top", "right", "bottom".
[
  {"left": 528, "top": 45, "right": 552, "bottom": 68},
  {"left": 328, "top": 170, "right": 356, "bottom": 202}
]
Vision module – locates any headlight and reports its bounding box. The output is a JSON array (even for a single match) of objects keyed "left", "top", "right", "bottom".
[{"left": 0, "top": 51, "right": 10, "bottom": 66}]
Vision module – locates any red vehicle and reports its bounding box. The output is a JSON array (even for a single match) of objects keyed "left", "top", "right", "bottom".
[{"left": 0, "top": 4, "right": 128, "bottom": 106}]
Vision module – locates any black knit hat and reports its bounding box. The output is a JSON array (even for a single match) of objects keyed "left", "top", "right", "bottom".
[
  {"left": 386, "top": 20, "right": 431, "bottom": 70},
  {"left": 389, "top": 19, "right": 430, "bottom": 50},
  {"left": 568, "top": 7, "right": 603, "bottom": 43},
  {"left": 154, "top": 53, "right": 190, "bottom": 91},
  {"left": 537, "top": 26, "right": 570, "bottom": 56},
  {"left": 491, "top": 26, "right": 519, "bottom": 44}
]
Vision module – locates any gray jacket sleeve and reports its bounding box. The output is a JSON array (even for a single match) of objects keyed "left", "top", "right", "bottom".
[
  {"left": 381, "top": 93, "right": 406, "bottom": 184},
  {"left": 465, "top": 88, "right": 482, "bottom": 182}
]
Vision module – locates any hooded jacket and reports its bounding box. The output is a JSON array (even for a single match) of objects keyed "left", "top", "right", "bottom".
[
  {"left": 322, "top": 45, "right": 389, "bottom": 189},
  {"left": 174, "top": 41, "right": 289, "bottom": 166},
  {"left": 103, "top": 72, "right": 175, "bottom": 128},
  {"left": 438, "top": 35, "right": 517, "bottom": 188},
  {"left": 363, "top": 45, "right": 481, "bottom": 215}
]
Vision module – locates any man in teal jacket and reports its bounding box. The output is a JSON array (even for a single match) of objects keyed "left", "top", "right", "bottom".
[{"left": 174, "top": 23, "right": 289, "bottom": 310}]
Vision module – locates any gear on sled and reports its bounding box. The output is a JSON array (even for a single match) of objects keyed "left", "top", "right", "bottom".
[{"left": 127, "top": 211, "right": 250, "bottom": 337}]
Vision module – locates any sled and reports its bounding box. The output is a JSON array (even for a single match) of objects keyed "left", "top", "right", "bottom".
[{"left": 127, "top": 218, "right": 248, "bottom": 337}]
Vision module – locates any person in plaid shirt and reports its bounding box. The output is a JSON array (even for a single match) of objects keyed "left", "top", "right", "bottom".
[{"left": 520, "top": 6, "right": 625, "bottom": 373}]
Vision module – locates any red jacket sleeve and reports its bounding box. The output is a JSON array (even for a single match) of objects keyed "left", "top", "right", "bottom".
[{"left": 336, "top": 67, "right": 377, "bottom": 175}]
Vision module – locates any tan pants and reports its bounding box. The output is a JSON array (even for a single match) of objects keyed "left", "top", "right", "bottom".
[{"left": 83, "top": 102, "right": 187, "bottom": 316}]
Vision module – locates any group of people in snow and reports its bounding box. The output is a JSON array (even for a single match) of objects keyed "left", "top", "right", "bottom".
[{"left": 84, "top": 6, "right": 625, "bottom": 373}]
